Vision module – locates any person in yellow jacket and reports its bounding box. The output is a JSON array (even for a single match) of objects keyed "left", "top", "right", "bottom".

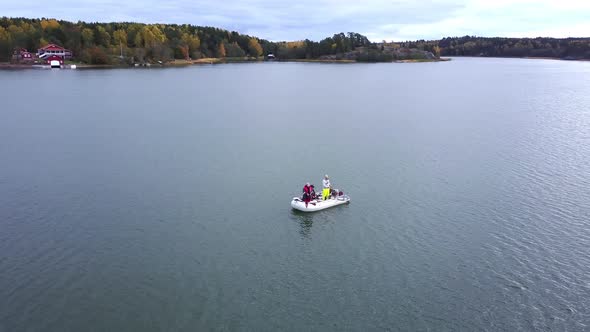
[{"left": 322, "top": 174, "right": 331, "bottom": 200}]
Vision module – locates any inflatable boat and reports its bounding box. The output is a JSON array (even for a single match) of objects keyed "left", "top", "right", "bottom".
[{"left": 291, "top": 194, "right": 350, "bottom": 212}]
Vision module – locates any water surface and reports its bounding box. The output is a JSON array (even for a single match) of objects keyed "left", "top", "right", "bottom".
[{"left": 1, "top": 58, "right": 589, "bottom": 331}]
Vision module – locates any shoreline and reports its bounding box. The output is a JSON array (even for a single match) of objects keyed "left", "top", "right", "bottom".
[
  {"left": 396, "top": 58, "right": 451, "bottom": 63},
  {"left": 282, "top": 59, "right": 356, "bottom": 63},
  {"left": 3, "top": 55, "right": 588, "bottom": 70},
  {"left": 0, "top": 57, "right": 448, "bottom": 69},
  {"left": 447, "top": 55, "right": 590, "bottom": 62}
]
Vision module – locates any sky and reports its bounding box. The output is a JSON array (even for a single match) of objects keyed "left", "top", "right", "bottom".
[{"left": 2, "top": 0, "right": 590, "bottom": 41}]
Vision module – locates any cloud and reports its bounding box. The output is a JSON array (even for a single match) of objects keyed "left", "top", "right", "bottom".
[{"left": 2, "top": 0, "right": 589, "bottom": 41}]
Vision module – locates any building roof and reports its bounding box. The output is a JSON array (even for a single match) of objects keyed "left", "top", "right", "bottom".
[{"left": 39, "top": 44, "right": 68, "bottom": 51}]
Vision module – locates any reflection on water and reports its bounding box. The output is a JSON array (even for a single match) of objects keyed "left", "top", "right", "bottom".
[
  {"left": 290, "top": 205, "right": 350, "bottom": 238},
  {"left": 291, "top": 209, "right": 314, "bottom": 238}
]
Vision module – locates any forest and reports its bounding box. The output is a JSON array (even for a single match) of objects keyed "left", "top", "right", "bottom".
[
  {"left": 0, "top": 17, "right": 372, "bottom": 64},
  {"left": 2, "top": 17, "right": 589, "bottom": 64},
  {"left": 402, "top": 36, "right": 590, "bottom": 59}
]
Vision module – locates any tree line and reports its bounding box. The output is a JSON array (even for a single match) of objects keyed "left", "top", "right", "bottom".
[
  {"left": 403, "top": 36, "right": 590, "bottom": 59},
  {"left": 2, "top": 17, "right": 589, "bottom": 63},
  {"left": 0, "top": 17, "right": 376, "bottom": 63},
  {"left": 0, "top": 17, "right": 269, "bottom": 63}
]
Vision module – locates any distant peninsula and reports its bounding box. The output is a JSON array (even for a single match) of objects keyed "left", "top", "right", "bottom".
[{"left": 1, "top": 17, "right": 589, "bottom": 67}]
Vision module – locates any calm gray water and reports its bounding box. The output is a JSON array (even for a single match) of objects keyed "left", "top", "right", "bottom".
[{"left": 1, "top": 58, "right": 589, "bottom": 331}]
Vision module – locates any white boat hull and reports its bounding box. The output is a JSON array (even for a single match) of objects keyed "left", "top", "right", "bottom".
[{"left": 291, "top": 195, "right": 350, "bottom": 212}]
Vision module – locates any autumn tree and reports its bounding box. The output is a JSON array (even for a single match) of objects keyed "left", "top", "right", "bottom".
[
  {"left": 83, "top": 46, "right": 110, "bottom": 64},
  {"left": 140, "top": 25, "right": 166, "bottom": 48},
  {"left": 7, "top": 25, "right": 25, "bottom": 48},
  {"left": 248, "top": 38, "right": 262, "bottom": 56},
  {"left": 432, "top": 45, "right": 441, "bottom": 58},
  {"left": 113, "top": 29, "right": 128, "bottom": 48},
  {"left": 180, "top": 32, "right": 200, "bottom": 58},
  {"left": 139, "top": 25, "right": 169, "bottom": 60},
  {"left": 217, "top": 41, "right": 226, "bottom": 57},
  {"left": 178, "top": 45, "right": 189, "bottom": 59},
  {"left": 40, "top": 19, "right": 60, "bottom": 31}
]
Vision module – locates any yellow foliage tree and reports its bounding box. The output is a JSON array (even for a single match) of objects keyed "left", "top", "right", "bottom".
[
  {"left": 20, "top": 22, "right": 34, "bottom": 34},
  {"left": 181, "top": 33, "right": 200, "bottom": 55},
  {"left": 140, "top": 25, "right": 166, "bottom": 48},
  {"left": 432, "top": 45, "right": 441, "bottom": 58},
  {"left": 286, "top": 41, "right": 305, "bottom": 49},
  {"left": 40, "top": 19, "right": 60, "bottom": 30},
  {"left": 8, "top": 25, "right": 24, "bottom": 35},
  {"left": 0, "top": 26, "right": 11, "bottom": 42},
  {"left": 140, "top": 27, "right": 154, "bottom": 48},
  {"left": 113, "top": 29, "right": 127, "bottom": 47},
  {"left": 217, "top": 42, "right": 226, "bottom": 57},
  {"left": 248, "top": 38, "right": 263, "bottom": 56}
]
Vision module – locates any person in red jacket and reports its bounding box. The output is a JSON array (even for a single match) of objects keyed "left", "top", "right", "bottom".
[{"left": 302, "top": 182, "right": 311, "bottom": 207}]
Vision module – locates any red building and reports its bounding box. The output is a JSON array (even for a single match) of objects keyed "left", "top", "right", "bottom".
[
  {"left": 45, "top": 55, "right": 65, "bottom": 65},
  {"left": 11, "top": 48, "right": 34, "bottom": 63},
  {"left": 37, "top": 44, "right": 72, "bottom": 60}
]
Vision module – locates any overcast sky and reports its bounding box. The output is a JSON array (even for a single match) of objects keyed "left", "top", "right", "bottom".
[{"left": 3, "top": 0, "right": 590, "bottom": 41}]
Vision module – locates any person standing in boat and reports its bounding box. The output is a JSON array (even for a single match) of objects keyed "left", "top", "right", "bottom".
[{"left": 322, "top": 175, "right": 331, "bottom": 200}]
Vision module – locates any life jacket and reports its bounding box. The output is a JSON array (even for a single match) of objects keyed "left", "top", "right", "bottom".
[
  {"left": 303, "top": 185, "right": 310, "bottom": 194},
  {"left": 302, "top": 185, "right": 311, "bottom": 201}
]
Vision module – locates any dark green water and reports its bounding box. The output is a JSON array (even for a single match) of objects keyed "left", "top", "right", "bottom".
[{"left": 1, "top": 58, "right": 589, "bottom": 331}]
